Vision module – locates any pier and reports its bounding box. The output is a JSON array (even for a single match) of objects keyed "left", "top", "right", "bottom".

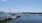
[{"left": 0, "top": 14, "right": 21, "bottom": 22}]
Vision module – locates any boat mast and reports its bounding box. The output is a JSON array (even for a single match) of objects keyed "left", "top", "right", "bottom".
[
  {"left": 9, "top": 7, "right": 11, "bottom": 13},
  {"left": 19, "top": 8, "right": 20, "bottom": 13}
]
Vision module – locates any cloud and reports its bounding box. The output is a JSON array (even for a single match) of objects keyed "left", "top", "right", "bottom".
[{"left": 0, "top": 0, "right": 7, "bottom": 1}]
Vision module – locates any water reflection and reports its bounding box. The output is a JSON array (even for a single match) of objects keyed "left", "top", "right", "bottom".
[{"left": 0, "top": 14, "right": 42, "bottom": 23}]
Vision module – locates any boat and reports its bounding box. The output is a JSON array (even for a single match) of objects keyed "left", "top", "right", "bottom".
[
  {"left": 0, "top": 14, "right": 11, "bottom": 21},
  {"left": 0, "top": 7, "right": 21, "bottom": 21}
]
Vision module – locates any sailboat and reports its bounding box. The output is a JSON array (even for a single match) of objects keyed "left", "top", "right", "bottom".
[
  {"left": 0, "top": 7, "right": 16, "bottom": 21},
  {"left": 8, "top": 7, "right": 21, "bottom": 19}
]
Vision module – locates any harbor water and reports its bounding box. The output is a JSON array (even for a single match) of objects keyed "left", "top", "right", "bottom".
[{"left": 0, "top": 14, "right": 42, "bottom": 23}]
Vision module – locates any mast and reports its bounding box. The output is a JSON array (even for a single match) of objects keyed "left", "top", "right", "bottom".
[
  {"left": 19, "top": 7, "right": 20, "bottom": 13},
  {"left": 9, "top": 7, "right": 11, "bottom": 13}
]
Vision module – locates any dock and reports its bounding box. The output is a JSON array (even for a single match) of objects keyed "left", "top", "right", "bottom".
[{"left": 0, "top": 15, "right": 21, "bottom": 22}]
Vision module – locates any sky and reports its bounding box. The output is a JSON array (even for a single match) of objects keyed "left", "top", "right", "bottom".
[{"left": 0, "top": 0, "right": 42, "bottom": 13}]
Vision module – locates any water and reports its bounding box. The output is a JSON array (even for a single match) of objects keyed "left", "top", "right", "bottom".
[{"left": 0, "top": 14, "right": 42, "bottom": 23}]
